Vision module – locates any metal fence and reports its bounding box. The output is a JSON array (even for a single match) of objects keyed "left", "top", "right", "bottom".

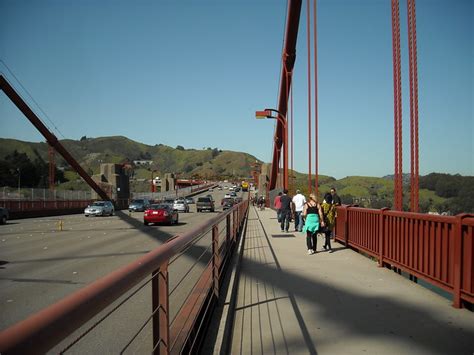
[
  {"left": 0, "top": 199, "right": 249, "bottom": 354},
  {"left": 1, "top": 187, "right": 92, "bottom": 201},
  {"left": 334, "top": 205, "right": 474, "bottom": 308}
]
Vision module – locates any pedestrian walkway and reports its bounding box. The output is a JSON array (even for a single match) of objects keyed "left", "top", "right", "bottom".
[{"left": 229, "top": 206, "right": 474, "bottom": 354}]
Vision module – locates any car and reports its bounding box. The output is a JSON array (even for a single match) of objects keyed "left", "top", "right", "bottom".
[
  {"left": 224, "top": 193, "right": 231, "bottom": 198},
  {"left": 163, "top": 198, "right": 175, "bottom": 205},
  {"left": 234, "top": 187, "right": 241, "bottom": 192},
  {"left": 144, "top": 204, "right": 179, "bottom": 225},
  {"left": 234, "top": 197, "right": 243, "bottom": 204},
  {"left": 173, "top": 199, "right": 189, "bottom": 213},
  {"left": 229, "top": 187, "right": 234, "bottom": 191},
  {"left": 128, "top": 199, "right": 150, "bottom": 212},
  {"left": 196, "top": 197, "right": 215, "bottom": 212},
  {"left": 0, "top": 207, "right": 9, "bottom": 225},
  {"left": 221, "top": 198, "right": 235, "bottom": 210},
  {"left": 217, "top": 186, "right": 223, "bottom": 190},
  {"left": 209, "top": 188, "right": 214, "bottom": 192},
  {"left": 84, "top": 201, "right": 114, "bottom": 217},
  {"left": 185, "top": 197, "right": 195, "bottom": 204},
  {"left": 230, "top": 192, "right": 237, "bottom": 198},
  {"left": 206, "top": 194, "right": 214, "bottom": 201}
]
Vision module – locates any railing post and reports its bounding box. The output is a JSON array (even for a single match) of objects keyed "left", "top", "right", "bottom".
[
  {"left": 226, "top": 214, "right": 231, "bottom": 252},
  {"left": 152, "top": 261, "right": 169, "bottom": 354},
  {"left": 378, "top": 208, "right": 389, "bottom": 267},
  {"left": 344, "top": 205, "right": 351, "bottom": 246},
  {"left": 452, "top": 214, "right": 470, "bottom": 308},
  {"left": 212, "top": 225, "right": 220, "bottom": 298}
]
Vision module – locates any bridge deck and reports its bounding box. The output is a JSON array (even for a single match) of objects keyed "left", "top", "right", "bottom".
[{"left": 226, "top": 206, "right": 474, "bottom": 354}]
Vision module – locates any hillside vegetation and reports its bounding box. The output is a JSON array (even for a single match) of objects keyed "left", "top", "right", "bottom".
[{"left": 1, "top": 137, "right": 472, "bottom": 214}]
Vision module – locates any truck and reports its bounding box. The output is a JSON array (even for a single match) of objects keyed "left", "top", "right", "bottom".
[
  {"left": 196, "top": 197, "right": 215, "bottom": 212},
  {"left": 241, "top": 181, "right": 249, "bottom": 192}
]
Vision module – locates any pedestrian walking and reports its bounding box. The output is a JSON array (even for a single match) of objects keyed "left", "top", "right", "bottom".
[
  {"left": 279, "top": 189, "right": 293, "bottom": 233},
  {"left": 292, "top": 189, "right": 306, "bottom": 232},
  {"left": 274, "top": 192, "right": 282, "bottom": 223},
  {"left": 321, "top": 192, "right": 337, "bottom": 253},
  {"left": 330, "top": 187, "right": 341, "bottom": 206},
  {"left": 302, "top": 193, "right": 325, "bottom": 255}
]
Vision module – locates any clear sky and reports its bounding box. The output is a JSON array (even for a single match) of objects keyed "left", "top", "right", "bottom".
[{"left": 0, "top": 0, "right": 472, "bottom": 179}]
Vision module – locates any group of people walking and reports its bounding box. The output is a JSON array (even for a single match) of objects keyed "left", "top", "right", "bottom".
[{"left": 273, "top": 188, "right": 341, "bottom": 255}]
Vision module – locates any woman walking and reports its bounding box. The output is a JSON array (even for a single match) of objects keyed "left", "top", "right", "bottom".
[
  {"left": 321, "top": 192, "right": 337, "bottom": 253},
  {"left": 302, "top": 193, "right": 325, "bottom": 255}
]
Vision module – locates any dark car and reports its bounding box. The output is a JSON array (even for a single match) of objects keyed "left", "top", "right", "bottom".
[
  {"left": 144, "top": 204, "right": 179, "bottom": 226},
  {"left": 221, "top": 198, "right": 235, "bottom": 210},
  {"left": 0, "top": 207, "right": 9, "bottom": 225},
  {"left": 128, "top": 199, "right": 150, "bottom": 212}
]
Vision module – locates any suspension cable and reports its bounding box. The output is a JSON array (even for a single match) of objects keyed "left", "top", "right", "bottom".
[
  {"left": 313, "top": 0, "right": 319, "bottom": 196},
  {"left": 306, "top": 0, "right": 312, "bottom": 193}
]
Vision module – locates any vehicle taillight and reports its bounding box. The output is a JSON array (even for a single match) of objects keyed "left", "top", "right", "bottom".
[{"left": 144, "top": 211, "right": 149, "bottom": 216}]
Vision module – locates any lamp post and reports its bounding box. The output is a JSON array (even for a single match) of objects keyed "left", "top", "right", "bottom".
[
  {"left": 255, "top": 108, "right": 288, "bottom": 190},
  {"left": 150, "top": 169, "right": 157, "bottom": 193},
  {"left": 17, "top": 168, "right": 21, "bottom": 209}
]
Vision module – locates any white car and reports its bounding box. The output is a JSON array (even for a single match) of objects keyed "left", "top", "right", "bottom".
[
  {"left": 84, "top": 201, "right": 114, "bottom": 217},
  {"left": 224, "top": 193, "right": 231, "bottom": 198},
  {"left": 173, "top": 199, "right": 189, "bottom": 213}
]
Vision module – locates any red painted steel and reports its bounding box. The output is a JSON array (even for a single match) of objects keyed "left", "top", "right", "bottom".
[
  {"left": 1, "top": 199, "right": 92, "bottom": 212},
  {"left": 335, "top": 205, "right": 474, "bottom": 308},
  {"left": 306, "top": 0, "right": 312, "bottom": 193},
  {"left": 391, "top": 0, "right": 403, "bottom": 211},
  {"left": 313, "top": 0, "right": 319, "bottom": 195},
  {"left": 0, "top": 200, "right": 249, "bottom": 354},
  {"left": 270, "top": 0, "right": 302, "bottom": 190},
  {"left": 0, "top": 75, "right": 110, "bottom": 201},
  {"left": 48, "top": 145, "right": 55, "bottom": 191},
  {"left": 407, "top": 0, "right": 420, "bottom": 212}
]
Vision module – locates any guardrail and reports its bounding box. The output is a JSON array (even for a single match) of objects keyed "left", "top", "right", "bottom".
[
  {"left": 334, "top": 205, "right": 474, "bottom": 308},
  {"left": 0, "top": 199, "right": 249, "bottom": 354}
]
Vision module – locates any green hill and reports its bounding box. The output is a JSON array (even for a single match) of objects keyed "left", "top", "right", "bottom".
[{"left": 0, "top": 136, "right": 261, "bottom": 184}]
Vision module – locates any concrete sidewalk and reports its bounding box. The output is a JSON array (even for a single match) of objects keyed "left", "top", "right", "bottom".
[{"left": 228, "top": 206, "right": 474, "bottom": 354}]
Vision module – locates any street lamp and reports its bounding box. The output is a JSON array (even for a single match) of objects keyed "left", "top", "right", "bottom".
[{"left": 255, "top": 108, "right": 288, "bottom": 190}]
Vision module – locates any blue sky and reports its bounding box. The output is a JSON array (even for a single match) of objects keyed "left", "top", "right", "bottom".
[{"left": 0, "top": 0, "right": 472, "bottom": 179}]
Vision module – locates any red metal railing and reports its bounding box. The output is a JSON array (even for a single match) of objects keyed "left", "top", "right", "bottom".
[
  {"left": 334, "top": 205, "right": 474, "bottom": 308},
  {"left": 1, "top": 199, "right": 92, "bottom": 212},
  {"left": 0, "top": 200, "right": 249, "bottom": 354}
]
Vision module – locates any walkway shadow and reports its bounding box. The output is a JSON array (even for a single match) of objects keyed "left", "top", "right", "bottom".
[{"left": 227, "top": 210, "right": 474, "bottom": 354}]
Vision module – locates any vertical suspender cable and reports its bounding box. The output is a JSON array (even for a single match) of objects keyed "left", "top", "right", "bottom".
[
  {"left": 413, "top": 0, "right": 420, "bottom": 213},
  {"left": 391, "top": 0, "right": 399, "bottom": 210},
  {"left": 290, "top": 75, "right": 295, "bottom": 191},
  {"left": 313, "top": 0, "right": 319, "bottom": 196},
  {"left": 306, "top": 0, "right": 312, "bottom": 193},
  {"left": 391, "top": 0, "right": 403, "bottom": 211},
  {"left": 407, "top": 0, "right": 420, "bottom": 212},
  {"left": 408, "top": 0, "right": 415, "bottom": 211},
  {"left": 396, "top": 0, "right": 403, "bottom": 210}
]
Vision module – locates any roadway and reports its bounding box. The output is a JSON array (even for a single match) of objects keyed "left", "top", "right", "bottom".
[{"left": 0, "top": 186, "right": 242, "bottom": 353}]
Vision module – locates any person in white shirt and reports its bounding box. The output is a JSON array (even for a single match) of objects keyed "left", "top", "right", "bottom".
[{"left": 292, "top": 190, "right": 307, "bottom": 232}]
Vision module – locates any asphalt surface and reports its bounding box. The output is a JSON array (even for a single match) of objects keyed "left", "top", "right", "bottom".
[{"left": 0, "top": 187, "right": 242, "bottom": 353}]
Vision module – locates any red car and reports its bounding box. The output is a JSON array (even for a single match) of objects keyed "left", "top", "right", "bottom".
[{"left": 144, "top": 204, "right": 179, "bottom": 226}]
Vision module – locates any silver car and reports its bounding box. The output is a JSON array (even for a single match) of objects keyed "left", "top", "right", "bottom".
[
  {"left": 84, "top": 201, "right": 115, "bottom": 217},
  {"left": 173, "top": 199, "right": 189, "bottom": 213}
]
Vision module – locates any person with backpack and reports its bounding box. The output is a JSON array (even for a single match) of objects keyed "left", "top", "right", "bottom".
[
  {"left": 321, "top": 192, "right": 337, "bottom": 253},
  {"left": 302, "top": 193, "right": 325, "bottom": 255}
]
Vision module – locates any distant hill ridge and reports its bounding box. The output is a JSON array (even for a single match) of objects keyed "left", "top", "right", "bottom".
[{"left": 0, "top": 136, "right": 261, "bottom": 179}]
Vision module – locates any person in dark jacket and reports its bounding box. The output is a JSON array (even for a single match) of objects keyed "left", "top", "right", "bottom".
[{"left": 279, "top": 189, "right": 293, "bottom": 232}]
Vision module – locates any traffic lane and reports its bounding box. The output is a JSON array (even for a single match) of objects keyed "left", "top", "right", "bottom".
[{"left": 0, "top": 202, "right": 223, "bottom": 329}]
